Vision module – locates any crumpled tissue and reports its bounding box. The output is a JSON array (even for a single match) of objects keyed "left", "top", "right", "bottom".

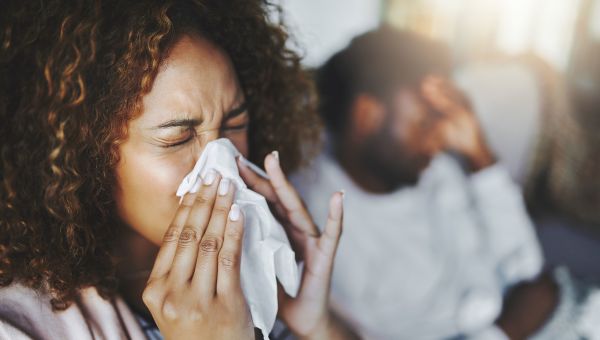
[{"left": 176, "top": 138, "right": 300, "bottom": 339}]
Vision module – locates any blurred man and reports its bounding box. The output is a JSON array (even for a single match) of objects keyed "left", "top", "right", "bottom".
[{"left": 292, "top": 26, "right": 594, "bottom": 339}]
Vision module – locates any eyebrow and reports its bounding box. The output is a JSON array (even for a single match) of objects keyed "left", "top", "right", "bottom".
[
  {"left": 154, "top": 118, "right": 203, "bottom": 129},
  {"left": 153, "top": 102, "right": 247, "bottom": 129}
]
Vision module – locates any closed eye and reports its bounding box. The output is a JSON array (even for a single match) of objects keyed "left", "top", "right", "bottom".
[
  {"left": 163, "top": 136, "right": 194, "bottom": 148},
  {"left": 159, "top": 128, "right": 196, "bottom": 148}
]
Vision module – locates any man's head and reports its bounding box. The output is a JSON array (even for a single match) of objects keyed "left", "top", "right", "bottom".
[{"left": 317, "top": 25, "right": 451, "bottom": 190}]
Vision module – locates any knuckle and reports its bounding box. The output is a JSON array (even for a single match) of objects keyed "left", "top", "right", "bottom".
[
  {"left": 180, "top": 200, "right": 194, "bottom": 208},
  {"left": 161, "top": 296, "right": 179, "bottom": 321},
  {"left": 219, "top": 253, "right": 237, "bottom": 270},
  {"left": 225, "top": 228, "right": 243, "bottom": 242},
  {"left": 189, "top": 309, "right": 204, "bottom": 322},
  {"left": 195, "top": 193, "right": 211, "bottom": 205},
  {"left": 163, "top": 225, "right": 180, "bottom": 243},
  {"left": 200, "top": 235, "right": 222, "bottom": 253},
  {"left": 178, "top": 227, "right": 198, "bottom": 246},
  {"left": 212, "top": 204, "right": 230, "bottom": 216},
  {"left": 142, "top": 281, "right": 162, "bottom": 309}
]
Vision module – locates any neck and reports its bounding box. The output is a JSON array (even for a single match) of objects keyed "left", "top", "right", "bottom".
[
  {"left": 114, "top": 225, "right": 158, "bottom": 322},
  {"left": 333, "top": 140, "right": 396, "bottom": 194}
]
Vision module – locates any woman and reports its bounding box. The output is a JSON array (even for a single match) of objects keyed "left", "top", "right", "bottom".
[{"left": 0, "top": 1, "right": 353, "bottom": 339}]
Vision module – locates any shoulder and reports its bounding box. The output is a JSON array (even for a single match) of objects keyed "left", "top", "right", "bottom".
[
  {"left": 0, "top": 283, "right": 146, "bottom": 340},
  {"left": 0, "top": 283, "right": 55, "bottom": 339}
]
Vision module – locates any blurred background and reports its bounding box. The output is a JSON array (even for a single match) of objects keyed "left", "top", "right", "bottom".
[
  {"left": 275, "top": 0, "right": 600, "bottom": 283},
  {"left": 278, "top": 0, "right": 599, "bottom": 83}
]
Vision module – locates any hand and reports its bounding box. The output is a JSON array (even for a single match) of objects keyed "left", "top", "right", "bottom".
[
  {"left": 238, "top": 152, "right": 355, "bottom": 340},
  {"left": 421, "top": 76, "right": 495, "bottom": 171},
  {"left": 142, "top": 172, "right": 254, "bottom": 340},
  {"left": 496, "top": 273, "right": 558, "bottom": 339}
]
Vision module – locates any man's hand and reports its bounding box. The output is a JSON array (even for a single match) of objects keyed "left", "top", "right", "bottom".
[
  {"left": 496, "top": 273, "right": 559, "bottom": 339},
  {"left": 421, "top": 76, "right": 495, "bottom": 172}
]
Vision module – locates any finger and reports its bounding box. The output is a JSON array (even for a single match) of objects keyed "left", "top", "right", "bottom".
[
  {"left": 169, "top": 170, "right": 220, "bottom": 283},
  {"left": 237, "top": 156, "right": 278, "bottom": 203},
  {"left": 436, "top": 78, "right": 470, "bottom": 107},
  {"left": 192, "top": 177, "right": 236, "bottom": 297},
  {"left": 318, "top": 191, "right": 344, "bottom": 259},
  {"left": 264, "top": 151, "right": 315, "bottom": 234},
  {"left": 216, "top": 204, "right": 245, "bottom": 300},
  {"left": 421, "top": 76, "right": 461, "bottom": 114},
  {"left": 298, "top": 192, "right": 344, "bottom": 295},
  {"left": 148, "top": 193, "right": 195, "bottom": 280},
  {"left": 237, "top": 156, "right": 293, "bottom": 231}
]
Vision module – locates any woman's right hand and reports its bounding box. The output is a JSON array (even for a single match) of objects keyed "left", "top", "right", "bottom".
[{"left": 142, "top": 171, "right": 254, "bottom": 340}]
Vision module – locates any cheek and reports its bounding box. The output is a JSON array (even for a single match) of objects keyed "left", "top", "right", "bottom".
[
  {"left": 396, "top": 104, "right": 431, "bottom": 148},
  {"left": 115, "top": 131, "right": 246, "bottom": 245},
  {"left": 115, "top": 144, "right": 194, "bottom": 245},
  {"left": 226, "top": 131, "right": 249, "bottom": 158}
]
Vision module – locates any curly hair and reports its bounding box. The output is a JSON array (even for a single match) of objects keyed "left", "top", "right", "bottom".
[{"left": 0, "top": 0, "right": 320, "bottom": 310}]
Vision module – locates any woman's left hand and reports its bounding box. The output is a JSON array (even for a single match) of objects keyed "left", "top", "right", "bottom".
[{"left": 238, "top": 152, "right": 354, "bottom": 340}]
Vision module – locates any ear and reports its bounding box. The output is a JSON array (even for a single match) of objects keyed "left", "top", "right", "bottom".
[{"left": 349, "top": 93, "right": 386, "bottom": 140}]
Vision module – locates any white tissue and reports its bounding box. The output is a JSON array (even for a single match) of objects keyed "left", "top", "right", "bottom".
[{"left": 176, "top": 138, "right": 300, "bottom": 339}]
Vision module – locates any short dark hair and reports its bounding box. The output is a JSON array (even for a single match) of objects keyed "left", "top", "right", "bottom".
[{"left": 316, "top": 25, "right": 451, "bottom": 136}]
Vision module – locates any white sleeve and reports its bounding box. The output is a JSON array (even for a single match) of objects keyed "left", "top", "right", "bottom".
[
  {"left": 530, "top": 267, "right": 600, "bottom": 340},
  {"left": 469, "top": 165, "right": 544, "bottom": 287},
  {"left": 0, "top": 320, "right": 34, "bottom": 340},
  {"left": 467, "top": 325, "right": 510, "bottom": 340}
]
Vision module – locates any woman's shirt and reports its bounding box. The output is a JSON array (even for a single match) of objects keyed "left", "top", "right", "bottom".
[
  {"left": 0, "top": 281, "right": 298, "bottom": 340},
  {"left": 0, "top": 283, "right": 145, "bottom": 339},
  {"left": 135, "top": 312, "right": 296, "bottom": 340}
]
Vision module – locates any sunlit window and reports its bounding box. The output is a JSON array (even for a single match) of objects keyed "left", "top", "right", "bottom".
[{"left": 385, "top": 0, "right": 582, "bottom": 71}]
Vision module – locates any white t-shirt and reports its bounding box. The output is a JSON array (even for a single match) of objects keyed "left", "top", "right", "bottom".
[{"left": 292, "top": 152, "right": 543, "bottom": 339}]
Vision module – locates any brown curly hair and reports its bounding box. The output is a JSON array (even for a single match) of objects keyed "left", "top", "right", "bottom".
[{"left": 0, "top": 0, "right": 320, "bottom": 310}]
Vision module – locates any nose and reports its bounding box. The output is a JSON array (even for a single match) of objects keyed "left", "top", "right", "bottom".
[{"left": 191, "top": 129, "right": 220, "bottom": 163}]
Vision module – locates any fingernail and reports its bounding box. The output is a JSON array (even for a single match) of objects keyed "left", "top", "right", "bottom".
[
  {"left": 339, "top": 189, "right": 346, "bottom": 201},
  {"left": 218, "top": 178, "right": 230, "bottom": 196},
  {"left": 204, "top": 169, "right": 216, "bottom": 186},
  {"left": 271, "top": 150, "right": 279, "bottom": 162},
  {"left": 229, "top": 204, "right": 241, "bottom": 221},
  {"left": 237, "top": 155, "right": 249, "bottom": 169}
]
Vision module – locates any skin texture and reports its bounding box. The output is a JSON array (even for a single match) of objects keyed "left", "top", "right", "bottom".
[
  {"left": 114, "top": 34, "right": 354, "bottom": 340},
  {"left": 115, "top": 34, "right": 249, "bottom": 246}
]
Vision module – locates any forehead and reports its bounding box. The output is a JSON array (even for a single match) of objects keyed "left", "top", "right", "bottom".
[{"left": 136, "top": 34, "right": 241, "bottom": 127}]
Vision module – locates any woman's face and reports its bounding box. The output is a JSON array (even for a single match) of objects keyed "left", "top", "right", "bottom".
[{"left": 115, "top": 34, "right": 249, "bottom": 245}]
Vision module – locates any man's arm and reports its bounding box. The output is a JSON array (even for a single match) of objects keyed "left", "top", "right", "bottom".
[{"left": 496, "top": 273, "right": 559, "bottom": 339}]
